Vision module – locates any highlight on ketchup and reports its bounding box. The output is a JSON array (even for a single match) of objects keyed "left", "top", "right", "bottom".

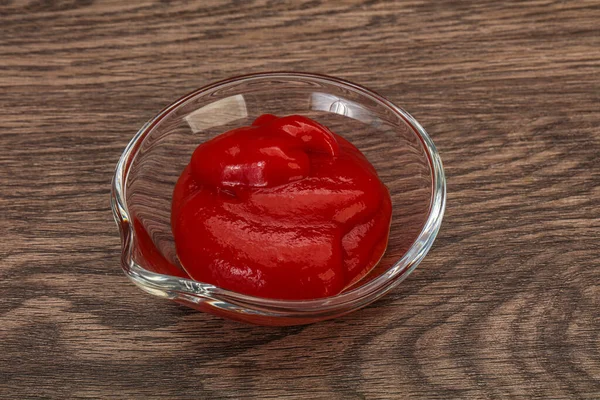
[{"left": 171, "top": 114, "right": 392, "bottom": 300}]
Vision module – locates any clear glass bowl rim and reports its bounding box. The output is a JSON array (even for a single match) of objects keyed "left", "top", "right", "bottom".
[{"left": 111, "top": 72, "right": 446, "bottom": 315}]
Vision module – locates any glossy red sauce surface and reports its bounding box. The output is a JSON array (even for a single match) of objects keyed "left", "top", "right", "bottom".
[{"left": 171, "top": 114, "right": 392, "bottom": 299}]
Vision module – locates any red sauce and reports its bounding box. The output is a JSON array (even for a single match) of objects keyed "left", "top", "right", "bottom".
[{"left": 171, "top": 114, "right": 392, "bottom": 299}]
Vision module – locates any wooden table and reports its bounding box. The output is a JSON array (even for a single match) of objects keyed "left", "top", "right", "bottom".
[{"left": 2, "top": 1, "right": 599, "bottom": 398}]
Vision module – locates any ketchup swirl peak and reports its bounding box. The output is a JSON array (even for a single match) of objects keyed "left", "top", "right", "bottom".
[
  {"left": 190, "top": 114, "right": 339, "bottom": 189},
  {"left": 172, "top": 114, "right": 392, "bottom": 300}
]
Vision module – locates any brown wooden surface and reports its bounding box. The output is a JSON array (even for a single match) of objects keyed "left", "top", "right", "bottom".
[{"left": 1, "top": 1, "right": 599, "bottom": 398}]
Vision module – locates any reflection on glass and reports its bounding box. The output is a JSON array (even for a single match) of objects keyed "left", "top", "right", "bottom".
[
  {"left": 184, "top": 94, "right": 248, "bottom": 133},
  {"left": 310, "top": 92, "right": 375, "bottom": 124}
]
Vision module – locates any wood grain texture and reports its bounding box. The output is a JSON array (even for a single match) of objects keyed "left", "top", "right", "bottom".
[{"left": 1, "top": 0, "right": 599, "bottom": 398}]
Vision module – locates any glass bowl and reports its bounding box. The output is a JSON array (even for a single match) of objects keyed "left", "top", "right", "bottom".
[{"left": 111, "top": 72, "right": 446, "bottom": 326}]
